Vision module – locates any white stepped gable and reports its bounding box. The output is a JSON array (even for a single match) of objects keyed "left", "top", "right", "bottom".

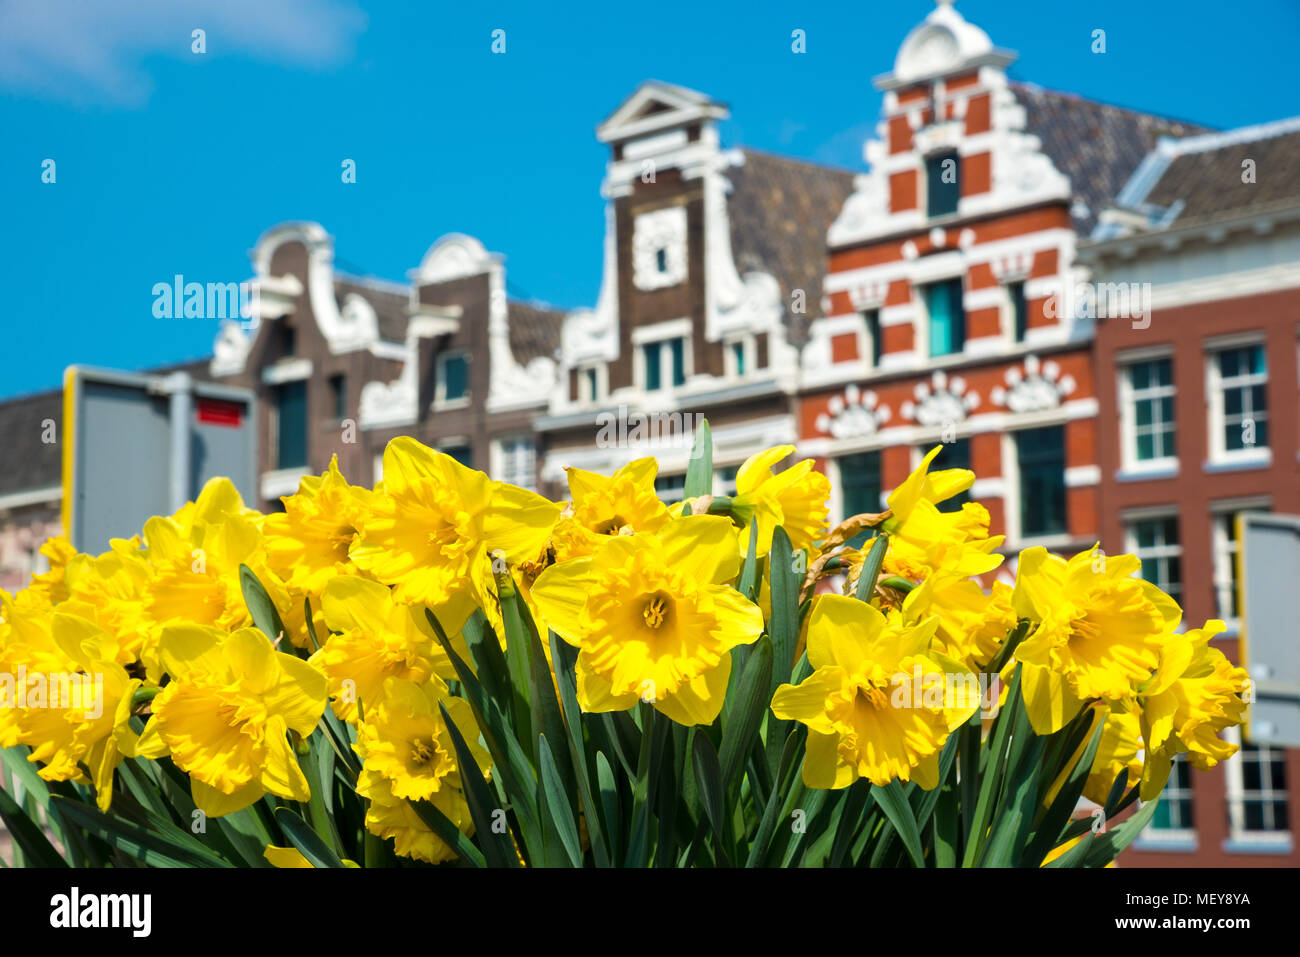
[
  {"left": 816, "top": 384, "right": 891, "bottom": 439},
  {"left": 990, "top": 355, "right": 1076, "bottom": 413},
  {"left": 901, "top": 370, "right": 980, "bottom": 426}
]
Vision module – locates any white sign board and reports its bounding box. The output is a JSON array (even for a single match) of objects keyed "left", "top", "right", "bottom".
[{"left": 1239, "top": 512, "right": 1300, "bottom": 748}]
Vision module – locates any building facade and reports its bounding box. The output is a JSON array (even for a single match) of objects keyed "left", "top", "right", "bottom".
[{"left": 1083, "top": 117, "right": 1300, "bottom": 866}]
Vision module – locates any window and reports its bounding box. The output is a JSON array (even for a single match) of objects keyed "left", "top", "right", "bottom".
[
  {"left": 863, "top": 310, "right": 883, "bottom": 368},
  {"left": 655, "top": 248, "right": 668, "bottom": 274},
  {"left": 583, "top": 366, "right": 601, "bottom": 402},
  {"left": 496, "top": 437, "right": 535, "bottom": 491},
  {"left": 725, "top": 336, "right": 752, "bottom": 379},
  {"left": 642, "top": 337, "right": 687, "bottom": 391},
  {"left": 1226, "top": 728, "right": 1290, "bottom": 842},
  {"left": 328, "top": 374, "right": 347, "bottom": 421},
  {"left": 1145, "top": 754, "right": 1195, "bottom": 842},
  {"left": 277, "top": 322, "right": 296, "bottom": 359},
  {"left": 925, "top": 150, "right": 960, "bottom": 217},
  {"left": 1212, "top": 505, "right": 1269, "bottom": 622},
  {"left": 714, "top": 465, "right": 739, "bottom": 497},
  {"left": 1210, "top": 344, "right": 1268, "bottom": 458},
  {"left": 1128, "top": 515, "right": 1182, "bottom": 602},
  {"left": 654, "top": 473, "right": 686, "bottom": 505},
  {"left": 1121, "top": 357, "right": 1176, "bottom": 465},
  {"left": 436, "top": 351, "right": 470, "bottom": 406},
  {"left": 837, "top": 451, "right": 881, "bottom": 548},
  {"left": 1008, "top": 282, "right": 1028, "bottom": 343},
  {"left": 920, "top": 439, "right": 970, "bottom": 512},
  {"left": 276, "top": 380, "right": 308, "bottom": 469},
  {"left": 442, "top": 445, "right": 472, "bottom": 468},
  {"left": 1016, "top": 426, "right": 1066, "bottom": 539},
  {"left": 923, "top": 279, "right": 965, "bottom": 358}
]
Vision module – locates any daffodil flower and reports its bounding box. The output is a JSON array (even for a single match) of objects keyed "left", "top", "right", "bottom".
[
  {"left": 265, "top": 455, "right": 372, "bottom": 594},
  {"left": 349, "top": 437, "right": 560, "bottom": 635},
  {"left": 551, "top": 457, "right": 672, "bottom": 562},
  {"left": 1138, "top": 619, "right": 1249, "bottom": 800},
  {"left": 531, "top": 515, "right": 763, "bottom": 726},
  {"left": 772, "top": 595, "right": 979, "bottom": 789},
  {"left": 1013, "top": 545, "right": 1176, "bottom": 734},
  {"left": 135, "top": 624, "right": 327, "bottom": 817},
  {"left": 729, "top": 445, "right": 831, "bottom": 557}
]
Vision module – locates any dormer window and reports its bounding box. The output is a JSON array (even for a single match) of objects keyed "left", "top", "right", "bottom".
[
  {"left": 435, "top": 351, "right": 470, "bottom": 408},
  {"left": 641, "top": 337, "right": 687, "bottom": 391},
  {"left": 925, "top": 150, "right": 961, "bottom": 217}
]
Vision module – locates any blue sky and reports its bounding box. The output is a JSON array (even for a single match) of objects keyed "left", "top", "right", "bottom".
[{"left": 2, "top": 0, "right": 1298, "bottom": 400}]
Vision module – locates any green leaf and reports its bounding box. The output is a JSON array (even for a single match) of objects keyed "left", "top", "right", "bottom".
[
  {"left": 303, "top": 596, "right": 321, "bottom": 652},
  {"left": 933, "top": 783, "right": 959, "bottom": 867},
  {"left": 239, "top": 563, "right": 288, "bottom": 645},
  {"left": 872, "top": 779, "right": 926, "bottom": 867},
  {"left": 767, "top": 527, "right": 800, "bottom": 693},
  {"left": 719, "top": 637, "right": 773, "bottom": 792},
  {"left": 962, "top": 663, "right": 1022, "bottom": 866},
  {"left": 690, "top": 733, "right": 728, "bottom": 860},
  {"left": 549, "top": 630, "right": 610, "bottom": 867},
  {"left": 437, "top": 701, "right": 520, "bottom": 868},
  {"left": 829, "top": 779, "right": 874, "bottom": 867},
  {"left": 275, "top": 807, "right": 347, "bottom": 868},
  {"left": 0, "top": 784, "right": 67, "bottom": 868},
  {"left": 410, "top": 799, "right": 486, "bottom": 868},
  {"left": 737, "top": 519, "right": 760, "bottom": 601},
  {"left": 50, "top": 795, "right": 230, "bottom": 868},
  {"left": 595, "top": 751, "right": 622, "bottom": 866},
  {"left": 854, "top": 534, "right": 889, "bottom": 601},
  {"left": 1045, "top": 797, "right": 1162, "bottom": 868},
  {"left": 683, "top": 419, "right": 713, "bottom": 499},
  {"left": 1021, "top": 708, "right": 1104, "bottom": 867},
  {"left": 538, "top": 735, "right": 584, "bottom": 867}
]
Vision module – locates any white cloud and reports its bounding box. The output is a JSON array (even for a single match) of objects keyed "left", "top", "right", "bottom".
[{"left": 0, "top": 0, "right": 367, "bottom": 105}]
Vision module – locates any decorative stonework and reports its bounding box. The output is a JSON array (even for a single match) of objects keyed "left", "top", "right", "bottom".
[
  {"left": 901, "top": 370, "right": 980, "bottom": 426},
  {"left": 632, "top": 206, "right": 688, "bottom": 290},
  {"left": 815, "top": 384, "right": 892, "bottom": 439},
  {"left": 990, "top": 355, "right": 1076, "bottom": 412}
]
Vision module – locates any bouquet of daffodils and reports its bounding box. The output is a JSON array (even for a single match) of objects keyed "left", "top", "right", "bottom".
[{"left": 0, "top": 424, "right": 1249, "bottom": 867}]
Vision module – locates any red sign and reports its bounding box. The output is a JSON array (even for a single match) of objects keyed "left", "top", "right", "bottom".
[{"left": 195, "top": 397, "right": 244, "bottom": 428}]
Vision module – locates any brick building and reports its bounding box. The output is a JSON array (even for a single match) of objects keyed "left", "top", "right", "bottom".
[{"left": 1082, "top": 117, "right": 1300, "bottom": 865}]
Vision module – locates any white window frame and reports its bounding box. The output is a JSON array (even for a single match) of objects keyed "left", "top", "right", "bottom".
[
  {"left": 1001, "top": 279, "right": 1030, "bottom": 346},
  {"left": 861, "top": 309, "right": 884, "bottom": 370},
  {"left": 1206, "top": 338, "right": 1270, "bottom": 467},
  {"left": 1123, "top": 509, "right": 1182, "bottom": 605},
  {"left": 723, "top": 334, "right": 755, "bottom": 381},
  {"left": 1004, "top": 425, "right": 1072, "bottom": 550},
  {"left": 1118, "top": 348, "right": 1178, "bottom": 475},
  {"left": 1210, "top": 498, "right": 1271, "bottom": 631},
  {"left": 713, "top": 463, "right": 740, "bottom": 497},
  {"left": 435, "top": 350, "right": 471, "bottom": 410},
  {"left": 493, "top": 435, "right": 536, "bottom": 492},
  {"left": 1223, "top": 726, "right": 1293, "bottom": 851},
  {"left": 635, "top": 335, "right": 692, "bottom": 393},
  {"left": 578, "top": 362, "right": 606, "bottom": 404}
]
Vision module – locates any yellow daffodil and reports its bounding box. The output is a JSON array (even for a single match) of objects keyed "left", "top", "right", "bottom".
[
  {"left": 552, "top": 457, "right": 671, "bottom": 562},
  {"left": 264, "top": 456, "right": 372, "bottom": 594},
  {"left": 1013, "top": 546, "right": 1175, "bottom": 734},
  {"left": 531, "top": 515, "right": 763, "bottom": 725},
  {"left": 867, "top": 446, "right": 1005, "bottom": 582},
  {"left": 1139, "top": 620, "right": 1248, "bottom": 800},
  {"left": 772, "top": 595, "right": 979, "bottom": 789},
  {"left": 903, "top": 572, "right": 1016, "bottom": 672},
  {"left": 135, "top": 624, "right": 327, "bottom": 817},
  {"left": 730, "top": 445, "right": 831, "bottom": 556},
  {"left": 312, "top": 576, "right": 453, "bottom": 723},
  {"left": 349, "top": 437, "right": 560, "bottom": 634},
  {"left": 354, "top": 677, "right": 489, "bottom": 803},
  {"left": 263, "top": 845, "right": 359, "bottom": 868}
]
